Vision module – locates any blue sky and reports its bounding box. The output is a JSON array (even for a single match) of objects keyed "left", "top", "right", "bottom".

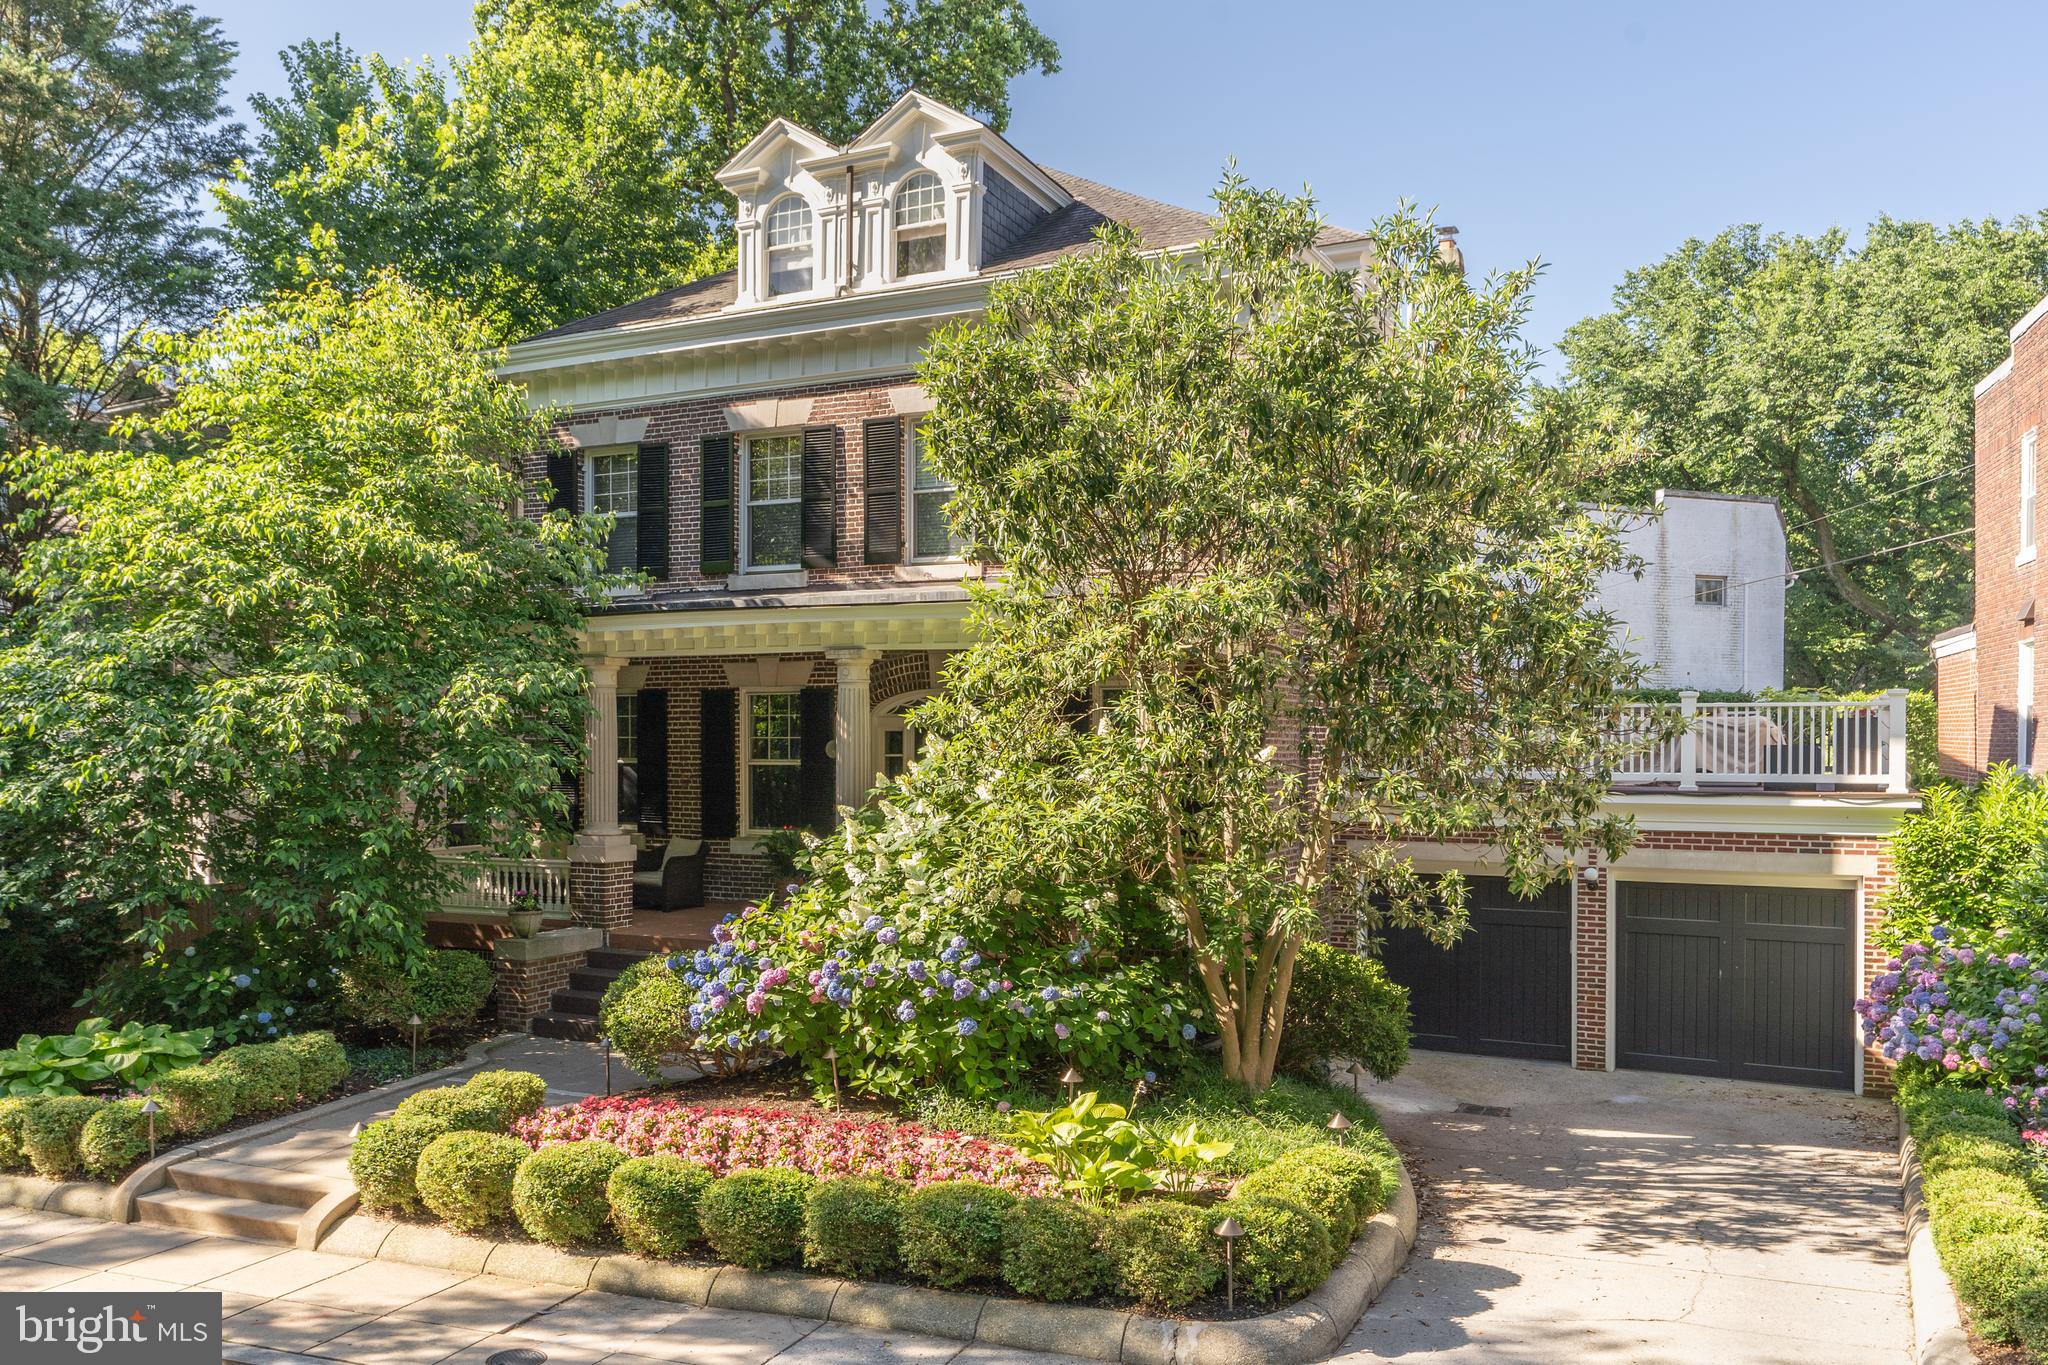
[{"left": 206, "top": 0, "right": 2048, "bottom": 375}]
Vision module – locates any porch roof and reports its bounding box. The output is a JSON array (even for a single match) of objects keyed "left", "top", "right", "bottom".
[{"left": 580, "top": 592, "right": 973, "bottom": 657}]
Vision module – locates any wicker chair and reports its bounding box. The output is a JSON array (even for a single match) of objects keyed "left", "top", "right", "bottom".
[{"left": 634, "top": 838, "right": 707, "bottom": 911}]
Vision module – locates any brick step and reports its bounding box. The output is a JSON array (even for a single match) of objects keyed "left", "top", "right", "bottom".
[
  {"left": 585, "top": 948, "right": 652, "bottom": 972},
  {"left": 546, "top": 988, "right": 606, "bottom": 1018},
  {"left": 567, "top": 966, "right": 626, "bottom": 993},
  {"left": 530, "top": 1012, "right": 601, "bottom": 1042},
  {"left": 168, "top": 1158, "right": 338, "bottom": 1210},
  {"left": 135, "top": 1188, "right": 303, "bottom": 1242}
]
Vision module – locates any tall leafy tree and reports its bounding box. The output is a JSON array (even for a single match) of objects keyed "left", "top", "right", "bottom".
[
  {"left": 0, "top": 277, "right": 615, "bottom": 968},
  {"left": 216, "top": 0, "right": 1059, "bottom": 342},
  {"left": 914, "top": 179, "right": 1654, "bottom": 1090},
  {"left": 0, "top": 0, "right": 242, "bottom": 603},
  {"left": 1556, "top": 217, "right": 2048, "bottom": 688}
]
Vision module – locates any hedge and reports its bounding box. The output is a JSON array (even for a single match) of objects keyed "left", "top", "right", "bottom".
[
  {"left": 899, "top": 1180, "right": 1016, "bottom": 1288},
  {"left": 803, "top": 1176, "right": 906, "bottom": 1280},
  {"left": 609, "top": 1156, "right": 715, "bottom": 1259},
  {"left": 514, "top": 1141, "right": 626, "bottom": 1247},
  {"left": 699, "top": 1168, "right": 815, "bottom": 1270},
  {"left": 417, "top": 1130, "right": 528, "bottom": 1233}
]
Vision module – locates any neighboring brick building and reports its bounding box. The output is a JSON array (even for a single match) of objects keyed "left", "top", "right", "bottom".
[{"left": 1934, "top": 292, "right": 2048, "bottom": 781}]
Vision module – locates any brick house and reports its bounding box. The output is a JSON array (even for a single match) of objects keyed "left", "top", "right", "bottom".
[
  {"left": 1932, "top": 292, "right": 2048, "bottom": 780},
  {"left": 467, "top": 91, "right": 1915, "bottom": 1094}
]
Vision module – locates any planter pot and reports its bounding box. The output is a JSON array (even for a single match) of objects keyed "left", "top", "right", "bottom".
[{"left": 507, "top": 909, "right": 546, "bottom": 940}]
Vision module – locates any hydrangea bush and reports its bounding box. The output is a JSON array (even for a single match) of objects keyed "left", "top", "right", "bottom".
[{"left": 1860, "top": 929, "right": 2048, "bottom": 1117}]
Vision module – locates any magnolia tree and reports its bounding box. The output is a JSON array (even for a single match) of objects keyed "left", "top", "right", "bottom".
[
  {"left": 0, "top": 277, "right": 614, "bottom": 971},
  {"left": 912, "top": 177, "right": 1659, "bottom": 1090}
]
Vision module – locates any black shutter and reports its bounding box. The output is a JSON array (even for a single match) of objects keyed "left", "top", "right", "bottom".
[
  {"left": 637, "top": 689, "right": 669, "bottom": 835},
  {"left": 799, "top": 686, "right": 836, "bottom": 831},
  {"left": 800, "top": 424, "right": 837, "bottom": 569},
  {"left": 546, "top": 450, "right": 579, "bottom": 513},
  {"left": 636, "top": 444, "right": 670, "bottom": 581},
  {"left": 863, "top": 417, "right": 903, "bottom": 564},
  {"left": 699, "top": 433, "right": 734, "bottom": 576},
  {"left": 699, "top": 688, "right": 738, "bottom": 839}
]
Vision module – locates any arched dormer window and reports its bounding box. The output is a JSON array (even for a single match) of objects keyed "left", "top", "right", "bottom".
[
  {"left": 894, "top": 171, "right": 947, "bottom": 278},
  {"left": 764, "top": 195, "right": 813, "bottom": 296}
]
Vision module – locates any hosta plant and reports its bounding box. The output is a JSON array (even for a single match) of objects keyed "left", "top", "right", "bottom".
[{"left": 0, "top": 1019, "right": 213, "bottom": 1097}]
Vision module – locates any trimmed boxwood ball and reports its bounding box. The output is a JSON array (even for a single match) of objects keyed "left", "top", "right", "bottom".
[
  {"left": 393, "top": 1085, "right": 505, "bottom": 1133},
  {"left": 608, "top": 1155, "right": 715, "bottom": 1259},
  {"left": 1272, "top": 1144, "right": 1388, "bottom": 1225},
  {"left": 699, "top": 1168, "right": 816, "bottom": 1270},
  {"left": 22, "top": 1096, "right": 106, "bottom": 1179},
  {"left": 899, "top": 1179, "right": 1017, "bottom": 1289},
  {"left": 416, "top": 1130, "right": 528, "bottom": 1233},
  {"left": 1225, "top": 1195, "right": 1336, "bottom": 1304},
  {"left": 277, "top": 1032, "right": 350, "bottom": 1098},
  {"left": 1949, "top": 1232, "right": 2048, "bottom": 1344},
  {"left": 600, "top": 962, "right": 691, "bottom": 1079},
  {"left": 802, "top": 1176, "right": 906, "bottom": 1280},
  {"left": 1234, "top": 1162, "right": 1358, "bottom": 1258},
  {"left": 464, "top": 1070, "right": 549, "bottom": 1124},
  {"left": 349, "top": 1116, "right": 452, "bottom": 1213},
  {"left": 214, "top": 1043, "right": 302, "bottom": 1116},
  {"left": 158, "top": 1064, "right": 237, "bottom": 1136},
  {"left": 514, "top": 1140, "right": 627, "bottom": 1247},
  {"left": 1001, "top": 1196, "right": 1110, "bottom": 1302},
  {"left": 0, "top": 1096, "right": 41, "bottom": 1172},
  {"left": 1111, "top": 1201, "right": 1220, "bottom": 1310},
  {"left": 79, "top": 1099, "right": 152, "bottom": 1181}
]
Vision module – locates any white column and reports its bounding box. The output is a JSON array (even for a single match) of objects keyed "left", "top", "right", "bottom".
[
  {"left": 1677, "top": 689, "right": 1699, "bottom": 791},
  {"left": 1886, "top": 688, "right": 1911, "bottom": 794},
  {"left": 582, "top": 655, "right": 626, "bottom": 834},
  {"left": 827, "top": 647, "right": 879, "bottom": 813}
]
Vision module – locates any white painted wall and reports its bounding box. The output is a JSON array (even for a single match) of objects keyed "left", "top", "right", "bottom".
[{"left": 1596, "top": 490, "right": 1787, "bottom": 692}]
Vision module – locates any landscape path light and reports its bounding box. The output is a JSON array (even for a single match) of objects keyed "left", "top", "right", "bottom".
[
  {"left": 140, "top": 1095, "right": 161, "bottom": 1160},
  {"left": 822, "top": 1046, "right": 840, "bottom": 1108},
  {"left": 1060, "top": 1066, "right": 1084, "bottom": 1104},
  {"left": 408, "top": 1014, "right": 422, "bottom": 1073},
  {"left": 1327, "top": 1111, "right": 1352, "bottom": 1146},
  {"left": 1214, "top": 1215, "right": 1244, "bottom": 1309},
  {"left": 602, "top": 1036, "right": 613, "bottom": 1096}
]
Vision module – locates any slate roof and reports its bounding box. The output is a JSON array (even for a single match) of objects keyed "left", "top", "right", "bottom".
[{"left": 523, "top": 169, "right": 1368, "bottom": 343}]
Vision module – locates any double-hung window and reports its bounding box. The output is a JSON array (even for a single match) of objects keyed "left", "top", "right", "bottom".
[
  {"left": 2022, "top": 428, "right": 2039, "bottom": 564},
  {"left": 589, "top": 450, "right": 638, "bottom": 571},
  {"left": 894, "top": 171, "right": 947, "bottom": 278},
  {"left": 908, "top": 424, "right": 962, "bottom": 560},
  {"left": 745, "top": 691, "right": 804, "bottom": 830},
  {"left": 765, "top": 196, "right": 813, "bottom": 297},
  {"left": 743, "top": 435, "right": 803, "bottom": 570}
]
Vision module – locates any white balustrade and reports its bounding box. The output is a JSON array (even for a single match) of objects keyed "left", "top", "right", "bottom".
[
  {"left": 434, "top": 852, "right": 572, "bottom": 914},
  {"left": 1610, "top": 691, "right": 1910, "bottom": 793}
]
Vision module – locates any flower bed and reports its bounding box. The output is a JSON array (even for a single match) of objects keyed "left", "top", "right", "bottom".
[{"left": 512, "top": 1097, "right": 1056, "bottom": 1196}]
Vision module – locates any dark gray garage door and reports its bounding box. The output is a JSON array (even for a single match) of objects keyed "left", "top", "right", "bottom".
[
  {"left": 1379, "top": 877, "right": 1572, "bottom": 1062},
  {"left": 1616, "top": 882, "right": 1855, "bottom": 1090}
]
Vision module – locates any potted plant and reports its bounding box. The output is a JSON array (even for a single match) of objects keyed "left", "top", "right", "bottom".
[{"left": 506, "top": 889, "right": 546, "bottom": 940}]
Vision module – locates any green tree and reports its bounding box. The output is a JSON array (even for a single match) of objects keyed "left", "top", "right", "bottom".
[
  {"left": 216, "top": 0, "right": 1058, "bottom": 342},
  {"left": 912, "top": 178, "right": 1656, "bottom": 1090},
  {"left": 0, "top": 0, "right": 243, "bottom": 603},
  {"left": 0, "top": 276, "right": 615, "bottom": 969},
  {"left": 1556, "top": 217, "right": 2048, "bottom": 688}
]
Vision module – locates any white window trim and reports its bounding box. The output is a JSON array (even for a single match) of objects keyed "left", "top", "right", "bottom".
[
  {"left": 584, "top": 444, "right": 640, "bottom": 592},
  {"left": 740, "top": 687, "right": 804, "bottom": 835},
  {"left": 905, "top": 423, "right": 963, "bottom": 564},
  {"left": 740, "top": 431, "right": 804, "bottom": 573},
  {"left": 1693, "top": 573, "right": 1729, "bottom": 607},
  {"left": 2021, "top": 428, "right": 2039, "bottom": 567},
  {"left": 890, "top": 171, "right": 949, "bottom": 284},
  {"left": 2021, "top": 639, "right": 2037, "bottom": 773},
  {"left": 763, "top": 194, "right": 817, "bottom": 300}
]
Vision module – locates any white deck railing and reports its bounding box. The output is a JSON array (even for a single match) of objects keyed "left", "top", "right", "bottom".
[
  {"left": 433, "top": 850, "right": 573, "bottom": 914},
  {"left": 1611, "top": 691, "right": 1910, "bottom": 793}
]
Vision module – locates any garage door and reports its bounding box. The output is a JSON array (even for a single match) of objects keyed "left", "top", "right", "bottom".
[
  {"left": 1616, "top": 882, "right": 1855, "bottom": 1090},
  {"left": 1379, "top": 877, "right": 1572, "bottom": 1062}
]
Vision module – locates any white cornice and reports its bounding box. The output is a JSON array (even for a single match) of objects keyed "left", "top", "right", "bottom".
[
  {"left": 1604, "top": 790, "right": 1917, "bottom": 835},
  {"left": 1931, "top": 628, "right": 1978, "bottom": 660},
  {"left": 2013, "top": 291, "right": 2048, "bottom": 344}
]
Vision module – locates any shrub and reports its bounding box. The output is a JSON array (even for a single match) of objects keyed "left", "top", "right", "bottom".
[
  {"left": 339, "top": 950, "right": 493, "bottom": 1031},
  {"left": 1926, "top": 1166, "right": 2037, "bottom": 1211},
  {"left": 1234, "top": 1162, "right": 1358, "bottom": 1258},
  {"left": 157, "top": 1064, "right": 238, "bottom": 1136},
  {"left": 1900, "top": 1077, "right": 2017, "bottom": 1130},
  {"left": 1271, "top": 1144, "right": 1389, "bottom": 1224},
  {"left": 0, "top": 1096, "right": 40, "bottom": 1171},
  {"left": 1226, "top": 1195, "right": 1336, "bottom": 1304},
  {"left": 513, "top": 1140, "right": 626, "bottom": 1247},
  {"left": 1276, "top": 943, "right": 1411, "bottom": 1082},
  {"left": 348, "top": 1116, "right": 451, "bottom": 1213},
  {"left": 416, "top": 1130, "right": 527, "bottom": 1233},
  {"left": 464, "top": 1070, "right": 548, "bottom": 1124},
  {"left": 22, "top": 1096, "right": 105, "bottom": 1179},
  {"left": 79, "top": 1099, "right": 152, "bottom": 1181},
  {"left": 697, "top": 1168, "right": 814, "bottom": 1269},
  {"left": 608, "top": 1155, "right": 715, "bottom": 1259},
  {"left": 213, "top": 1043, "right": 301, "bottom": 1116},
  {"left": 2013, "top": 1274, "right": 2048, "bottom": 1355},
  {"left": 1921, "top": 1131, "right": 2027, "bottom": 1179},
  {"left": 1950, "top": 1232, "right": 2048, "bottom": 1344},
  {"left": 1112, "top": 1201, "right": 1220, "bottom": 1309},
  {"left": 803, "top": 1177, "right": 906, "bottom": 1280},
  {"left": 899, "top": 1180, "right": 1016, "bottom": 1288},
  {"left": 600, "top": 959, "right": 691, "bottom": 1080},
  {"left": 393, "top": 1085, "right": 504, "bottom": 1133},
  {"left": 277, "top": 1032, "right": 349, "bottom": 1097},
  {"left": 1002, "top": 1196, "right": 1109, "bottom": 1301}
]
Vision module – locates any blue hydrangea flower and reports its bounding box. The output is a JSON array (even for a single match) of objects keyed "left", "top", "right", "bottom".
[
  {"left": 231, "top": 974, "right": 251, "bottom": 989},
  {"left": 957, "top": 1018, "right": 979, "bottom": 1037},
  {"left": 922, "top": 987, "right": 937, "bottom": 1000},
  {"left": 1144, "top": 1070, "right": 1157, "bottom": 1083},
  {"left": 1040, "top": 986, "right": 1060, "bottom": 1002},
  {"left": 907, "top": 960, "right": 928, "bottom": 981},
  {"left": 896, "top": 1000, "right": 917, "bottom": 1023},
  {"left": 1181, "top": 1023, "right": 1197, "bottom": 1040},
  {"left": 863, "top": 915, "right": 885, "bottom": 933},
  {"left": 964, "top": 954, "right": 982, "bottom": 969},
  {"left": 877, "top": 927, "right": 899, "bottom": 946},
  {"left": 184, "top": 947, "right": 196, "bottom": 958},
  {"left": 256, "top": 1011, "right": 272, "bottom": 1024}
]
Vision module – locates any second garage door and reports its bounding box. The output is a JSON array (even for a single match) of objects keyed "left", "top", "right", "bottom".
[
  {"left": 1616, "top": 882, "right": 1856, "bottom": 1090},
  {"left": 1379, "top": 876, "right": 1572, "bottom": 1062}
]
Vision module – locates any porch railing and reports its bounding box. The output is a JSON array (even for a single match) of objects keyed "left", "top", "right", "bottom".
[
  {"left": 1611, "top": 690, "right": 1909, "bottom": 793},
  {"left": 433, "top": 850, "right": 573, "bottom": 915}
]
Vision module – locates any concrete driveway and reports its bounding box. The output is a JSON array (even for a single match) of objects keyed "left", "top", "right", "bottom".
[{"left": 1333, "top": 1052, "right": 1912, "bottom": 1364}]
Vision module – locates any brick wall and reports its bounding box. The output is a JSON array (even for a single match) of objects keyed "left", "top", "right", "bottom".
[
  {"left": 1936, "top": 641, "right": 1981, "bottom": 781},
  {"left": 490, "top": 949, "right": 580, "bottom": 1029}
]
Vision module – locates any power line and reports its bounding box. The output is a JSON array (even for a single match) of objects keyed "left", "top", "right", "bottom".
[
  {"left": 1782, "top": 464, "right": 1972, "bottom": 534},
  {"left": 1726, "top": 527, "right": 1973, "bottom": 592}
]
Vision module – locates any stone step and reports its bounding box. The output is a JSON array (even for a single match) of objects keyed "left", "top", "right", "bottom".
[
  {"left": 585, "top": 948, "right": 650, "bottom": 972},
  {"left": 168, "top": 1158, "right": 338, "bottom": 1210},
  {"left": 567, "top": 966, "right": 625, "bottom": 993},
  {"left": 530, "top": 1011, "right": 600, "bottom": 1042},
  {"left": 135, "top": 1188, "right": 304, "bottom": 1243},
  {"left": 547, "top": 988, "right": 606, "bottom": 1018}
]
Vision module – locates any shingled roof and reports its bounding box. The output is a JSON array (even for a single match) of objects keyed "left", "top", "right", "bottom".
[{"left": 523, "top": 170, "right": 1367, "bottom": 343}]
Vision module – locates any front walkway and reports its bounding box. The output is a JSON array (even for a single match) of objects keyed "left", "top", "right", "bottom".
[{"left": 1333, "top": 1052, "right": 1912, "bottom": 1364}]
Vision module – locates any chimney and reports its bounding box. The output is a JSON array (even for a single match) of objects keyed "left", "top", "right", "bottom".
[{"left": 1434, "top": 225, "right": 1465, "bottom": 275}]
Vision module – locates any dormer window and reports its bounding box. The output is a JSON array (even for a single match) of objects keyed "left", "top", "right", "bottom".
[
  {"left": 894, "top": 171, "right": 947, "bottom": 278},
  {"left": 765, "top": 195, "right": 813, "bottom": 296}
]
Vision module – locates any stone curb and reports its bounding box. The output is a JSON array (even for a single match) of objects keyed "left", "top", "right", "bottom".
[
  {"left": 1899, "top": 1114, "right": 1979, "bottom": 1365},
  {"left": 0, "top": 1033, "right": 529, "bottom": 1224},
  {"left": 324, "top": 1160, "right": 1419, "bottom": 1365}
]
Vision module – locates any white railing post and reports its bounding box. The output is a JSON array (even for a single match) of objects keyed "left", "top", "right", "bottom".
[
  {"left": 1677, "top": 691, "right": 1699, "bottom": 790},
  {"left": 1887, "top": 688, "right": 1911, "bottom": 793}
]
